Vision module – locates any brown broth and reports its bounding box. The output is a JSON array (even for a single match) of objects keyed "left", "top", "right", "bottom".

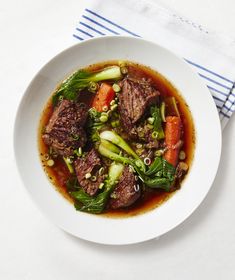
[{"left": 38, "top": 60, "right": 195, "bottom": 218}]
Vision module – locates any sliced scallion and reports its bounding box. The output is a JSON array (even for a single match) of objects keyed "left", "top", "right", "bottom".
[
  {"left": 151, "top": 131, "right": 158, "bottom": 139},
  {"left": 102, "top": 105, "right": 108, "bottom": 112},
  {"left": 88, "top": 81, "right": 98, "bottom": 92},
  {"left": 160, "top": 102, "right": 166, "bottom": 122},
  {"left": 110, "top": 104, "right": 118, "bottom": 111},
  {"left": 179, "top": 150, "right": 186, "bottom": 160},
  {"left": 85, "top": 172, "right": 91, "bottom": 179},
  {"left": 98, "top": 167, "right": 105, "bottom": 175},
  {"left": 112, "top": 83, "right": 121, "bottom": 92},
  {"left": 99, "top": 183, "right": 104, "bottom": 189},
  {"left": 144, "top": 157, "right": 151, "bottom": 166},
  {"left": 110, "top": 100, "right": 116, "bottom": 106},
  {"left": 155, "top": 149, "right": 164, "bottom": 157},
  {"left": 147, "top": 117, "right": 154, "bottom": 124},
  {"left": 91, "top": 176, "right": 97, "bottom": 182},
  {"left": 47, "top": 159, "right": 54, "bottom": 167}
]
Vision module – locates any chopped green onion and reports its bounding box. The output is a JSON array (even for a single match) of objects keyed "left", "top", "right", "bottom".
[
  {"left": 98, "top": 167, "right": 105, "bottom": 175},
  {"left": 110, "top": 193, "right": 117, "bottom": 199},
  {"left": 136, "top": 143, "right": 143, "bottom": 149},
  {"left": 110, "top": 100, "right": 116, "bottom": 106},
  {"left": 112, "top": 83, "right": 121, "bottom": 92},
  {"left": 147, "top": 117, "right": 154, "bottom": 124},
  {"left": 144, "top": 157, "right": 151, "bottom": 166},
  {"left": 85, "top": 172, "right": 91, "bottom": 179},
  {"left": 147, "top": 124, "right": 154, "bottom": 129},
  {"left": 58, "top": 95, "right": 64, "bottom": 101},
  {"left": 47, "top": 159, "right": 54, "bottom": 167},
  {"left": 179, "top": 150, "right": 186, "bottom": 160},
  {"left": 102, "top": 105, "right": 108, "bottom": 112},
  {"left": 88, "top": 81, "right": 98, "bottom": 92},
  {"left": 91, "top": 176, "right": 97, "bottom": 182},
  {"left": 110, "top": 104, "right": 118, "bottom": 111},
  {"left": 99, "top": 183, "right": 104, "bottom": 189},
  {"left": 155, "top": 149, "right": 164, "bottom": 157},
  {"left": 151, "top": 131, "right": 158, "bottom": 139},
  {"left": 100, "top": 114, "right": 108, "bottom": 123}
]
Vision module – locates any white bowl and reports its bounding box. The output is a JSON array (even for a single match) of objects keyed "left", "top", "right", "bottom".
[{"left": 14, "top": 36, "right": 221, "bottom": 245}]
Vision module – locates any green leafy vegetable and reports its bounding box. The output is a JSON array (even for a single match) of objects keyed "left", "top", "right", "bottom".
[
  {"left": 142, "top": 177, "right": 172, "bottom": 190},
  {"left": 150, "top": 106, "right": 165, "bottom": 139},
  {"left": 66, "top": 177, "right": 80, "bottom": 192},
  {"left": 86, "top": 108, "right": 104, "bottom": 142},
  {"left": 145, "top": 156, "right": 162, "bottom": 176},
  {"left": 52, "top": 66, "right": 122, "bottom": 105},
  {"left": 99, "top": 130, "right": 146, "bottom": 172},
  {"left": 70, "top": 163, "right": 124, "bottom": 214},
  {"left": 98, "top": 130, "right": 175, "bottom": 191}
]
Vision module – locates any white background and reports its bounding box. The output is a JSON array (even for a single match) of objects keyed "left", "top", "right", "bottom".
[{"left": 1, "top": 0, "right": 235, "bottom": 279}]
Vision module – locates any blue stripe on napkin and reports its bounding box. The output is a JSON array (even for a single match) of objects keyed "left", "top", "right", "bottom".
[{"left": 73, "top": 8, "right": 235, "bottom": 123}]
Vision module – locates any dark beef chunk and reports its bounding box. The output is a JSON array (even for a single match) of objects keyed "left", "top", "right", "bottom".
[
  {"left": 118, "top": 78, "right": 159, "bottom": 138},
  {"left": 42, "top": 100, "right": 88, "bottom": 157},
  {"left": 74, "top": 149, "right": 105, "bottom": 196},
  {"left": 109, "top": 166, "right": 141, "bottom": 209}
]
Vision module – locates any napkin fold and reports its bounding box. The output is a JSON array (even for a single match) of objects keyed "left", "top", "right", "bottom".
[{"left": 73, "top": 0, "right": 235, "bottom": 129}]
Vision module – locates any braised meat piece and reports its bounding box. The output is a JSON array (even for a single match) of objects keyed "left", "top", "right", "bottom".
[
  {"left": 42, "top": 100, "right": 88, "bottom": 157},
  {"left": 109, "top": 166, "right": 141, "bottom": 209},
  {"left": 74, "top": 149, "right": 105, "bottom": 196},
  {"left": 118, "top": 78, "right": 159, "bottom": 138}
]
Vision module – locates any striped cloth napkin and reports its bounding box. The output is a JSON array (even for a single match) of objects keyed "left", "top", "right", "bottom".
[{"left": 73, "top": 0, "right": 235, "bottom": 129}]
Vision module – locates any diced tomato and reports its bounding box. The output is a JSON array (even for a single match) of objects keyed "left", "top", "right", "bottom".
[{"left": 92, "top": 83, "right": 115, "bottom": 112}]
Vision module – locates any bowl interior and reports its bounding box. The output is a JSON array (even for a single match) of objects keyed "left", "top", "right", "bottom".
[{"left": 14, "top": 36, "right": 221, "bottom": 245}]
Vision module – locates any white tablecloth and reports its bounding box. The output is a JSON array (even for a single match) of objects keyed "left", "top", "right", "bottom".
[{"left": 0, "top": 0, "right": 235, "bottom": 279}]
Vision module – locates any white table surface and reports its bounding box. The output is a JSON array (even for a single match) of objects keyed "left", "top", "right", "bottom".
[{"left": 1, "top": 0, "right": 235, "bottom": 279}]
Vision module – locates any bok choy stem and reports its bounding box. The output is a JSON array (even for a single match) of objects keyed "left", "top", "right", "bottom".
[
  {"left": 70, "top": 163, "right": 124, "bottom": 213},
  {"left": 53, "top": 66, "right": 122, "bottom": 105},
  {"left": 98, "top": 130, "right": 176, "bottom": 191}
]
